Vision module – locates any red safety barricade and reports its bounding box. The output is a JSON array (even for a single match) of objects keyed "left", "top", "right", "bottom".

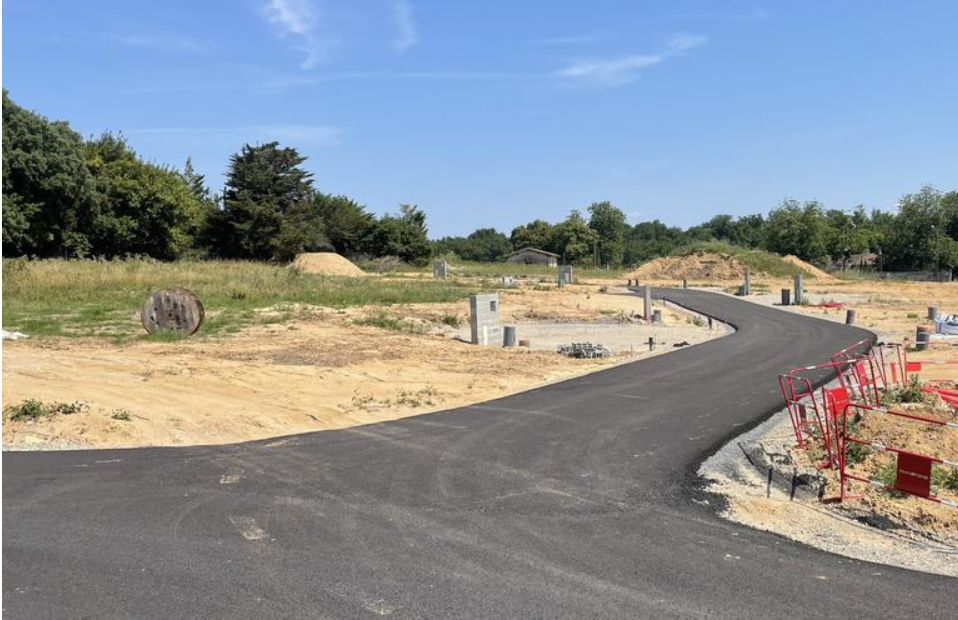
[
  {"left": 874, "top": 342, "right": 908, "bottom": 389},
  {"left": 779, "top": 360, "right": 855, "bottom": 457},
  {"left": 818, "top": 386, "right": 851, "bottom": 468},
  {"left": 831, "top": 340, "right": 883, "bottom": 406},
  {"left": 838, "top": 403, "right": 958, "bottom": 509}
]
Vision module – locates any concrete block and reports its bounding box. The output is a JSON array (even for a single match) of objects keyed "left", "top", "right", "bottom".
[
  {"left": 470, "top": 293, "right": 503, "bottom": 346},
  {"left": 558, "top": 265, "right": 573, "bottom": 285},
  {"left": 433, "top": 260, "right": 449, "bottom": 280}
]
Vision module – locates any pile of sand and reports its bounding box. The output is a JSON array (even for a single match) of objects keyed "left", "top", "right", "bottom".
[
  {"left": 627, "top": 252, "right": 748, "bottom": 281},
  {"left": 783, "top": 255, "right": 836, "bottom": 280},
  {"left": 293, "top": 253, "right": 366, "bottom": 277}
]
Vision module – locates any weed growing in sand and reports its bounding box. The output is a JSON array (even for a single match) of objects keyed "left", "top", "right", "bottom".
[
  {"left": 440, "top": 314, "right": 463, "bottom": 328},
  {"left": 354, "top": 311, "right": 428, "bottom": 334},
  {"left": 883, "top": 376, "right": 927, "bottom": 405},
  {"left": 111, "top": 408, "right": 133, "bottom": 421},
  {"left": 4, "top": 399, "right": 87, "bottom": 421}
]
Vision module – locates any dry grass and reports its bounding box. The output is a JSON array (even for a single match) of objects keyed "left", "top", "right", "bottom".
[{"left": 2, "top": 258, "right": 476, "bottom": 341}]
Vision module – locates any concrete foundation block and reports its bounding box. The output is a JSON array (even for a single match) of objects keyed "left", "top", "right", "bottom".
[{"left": 470, "top": 293, "right": 503, "bottom": 346}]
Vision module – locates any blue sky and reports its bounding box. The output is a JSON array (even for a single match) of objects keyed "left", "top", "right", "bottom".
[{"left": 4, "top": 1, "right": 957, "bottom": 237}]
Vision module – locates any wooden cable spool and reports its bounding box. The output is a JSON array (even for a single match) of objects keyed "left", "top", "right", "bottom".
[{"left": 140, "top": 288, "right": 205, "bottom": 336}]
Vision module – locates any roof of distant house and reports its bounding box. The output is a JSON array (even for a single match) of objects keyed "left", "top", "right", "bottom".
[{"left": 506, "top": 247, "right": 560, "bottom": 258}]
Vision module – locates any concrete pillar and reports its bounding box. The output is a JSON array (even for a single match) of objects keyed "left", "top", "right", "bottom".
[
  {"left": 845, "top": 309, "right": 857, "bottom": 325},
  {"left": 793, "top": 274, "right": 804, "bottom": 306},
  {"left": 643, "top": 285, "right": 652, "bottom": 322},
  {"left": 781, "top": 288, "right": 791, "bottom": 306},
  {"left": 928, "top": 306, "right": 938, "bottom": 320},
  {"left": 432, "top": 260, "right": 448, "bottom": 280},
  {"left": 470, "top": 293, "right": 502, "bottom": 346},
  {"left": 558, "top": 265, "right": 573, "bottom": 285},
  {"left": 682, "top": 278, "right": 688, "bottom": 289},
  {"left": 652, "top": 309, "right": 662, "bottom": 324},
  {"left": 743, "top": 268, "right": 751, "bottom": 296}
]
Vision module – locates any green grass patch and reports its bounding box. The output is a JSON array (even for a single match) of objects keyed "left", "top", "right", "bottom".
[
  {"left": 354, "top": 310, "right": 429, "bottom": 334},
  {"left": 3, "top": 258, "right": 475, "bottom": 341}
]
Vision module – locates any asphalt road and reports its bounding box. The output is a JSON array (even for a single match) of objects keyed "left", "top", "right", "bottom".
[{"left": 3, "top": 290, "right": 955, "bottom": 618}]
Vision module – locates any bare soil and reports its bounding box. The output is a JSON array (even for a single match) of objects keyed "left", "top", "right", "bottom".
[
  {"left": 626, "top": 252, "right": 749, "bottom": 281},
  {"left": 292, "top": 252, "right": 366, "bottom": 276},
  {"left": 2, "top": 282, "right": 715, "bottom": 449}
]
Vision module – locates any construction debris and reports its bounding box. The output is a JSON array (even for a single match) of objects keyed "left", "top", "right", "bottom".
[{"left": 557, "top": 342, "right": 610, "bottom": 358}]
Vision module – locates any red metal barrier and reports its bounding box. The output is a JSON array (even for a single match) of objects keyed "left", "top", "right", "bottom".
[
  {"left": 839, "top": 403, "right": 958, "bottom": 509},
  {"left": 831, "top": 339, "right": 883, "bottom": 406},
  {"left": 778, "top": 358, "right": 866, "bottom": 467}
]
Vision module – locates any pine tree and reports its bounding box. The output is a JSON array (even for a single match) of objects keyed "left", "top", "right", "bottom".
[{"left": 182, "top": 157, "right": 211, "bottom": 203}]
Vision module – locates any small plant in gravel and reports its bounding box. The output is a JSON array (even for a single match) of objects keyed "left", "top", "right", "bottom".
[
  {"left": 354, "top": 311, "right": 427, "bottom": 334},
  {"left": 111, "top": 409, "right": 133, "bottom": 421},
  {"left": 4, "top": 399, "right": 87, "bottom": 421},
  {"left": 439, "top": 314, "right": 463, "bottom": 328}
]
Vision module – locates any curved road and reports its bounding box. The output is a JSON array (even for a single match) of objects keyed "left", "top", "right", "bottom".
[{"left": 3, "top": 290, "right": 954, "bottom": 618}]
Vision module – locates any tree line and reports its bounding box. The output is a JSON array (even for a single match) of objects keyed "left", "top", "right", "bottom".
[
  {"left": 4, "top": 90, "right": 957, "bottom": 272},
  {"left": 2, "top": 91, "right": 431, "bottom": 265},
  {"left": 436, "top": 188, "right": 958, "bottom": 273}
]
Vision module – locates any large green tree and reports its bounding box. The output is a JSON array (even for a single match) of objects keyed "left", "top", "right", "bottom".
[
  {"left": 549, "top": 210, "right": 598, "bottom": 265},
  {"left": 510, "top": 219, "right": 553, "bottom": 251},
  {"left": 313, "top": 193, "right": 376, "bottom": 257},
  {"left": 587, "top": 201, "right": 628, "bottom": 267},
  {"left": 367, "top": 204, "right": 431, "bottom": 265},
  {"left": 213, "top": 142, "right": 324, "bottom": 261},
  {"left": 435, "top": 228, "right": 511, "bottom": 262},
  {"left": 884, "top": 186, "right": 958, "bottom": 271},
  {"left": 764, "top": 200, "right": 829, "bottom": 262},
  {"left": 2, "top": 90, "right": 95, "bottom": 257},
  {"left": 84, "top": 133, "right": 207, "bottom": 259}
]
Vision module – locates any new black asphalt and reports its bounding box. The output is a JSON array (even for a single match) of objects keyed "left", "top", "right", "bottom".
[{"left": 3, "top": 289, "right": 954, "bottom": 618}]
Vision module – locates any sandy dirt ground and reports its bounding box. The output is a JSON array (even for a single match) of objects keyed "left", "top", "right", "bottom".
[{"left": 2, "top": 282, "right": 719, "bottom": 450}]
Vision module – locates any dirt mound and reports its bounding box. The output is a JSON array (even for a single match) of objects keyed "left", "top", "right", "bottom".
[
  {"left": 293, "top": 253, "right": 366, "bottom": 277},
  {"left": 783, "top": 255, "right": 836, "bottom": 280},
  {"left": 627, "top": 252, "right": 748, "bottom": 281}
]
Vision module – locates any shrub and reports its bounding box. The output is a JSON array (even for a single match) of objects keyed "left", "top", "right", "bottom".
[{"left": 4, "top": 399, "right": 86, "bottom": 421}]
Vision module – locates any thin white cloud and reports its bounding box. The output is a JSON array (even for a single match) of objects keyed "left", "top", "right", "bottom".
[
  {"left": 557, "top": 34, "right": 707, "bottom": 86},
  {"left": 530, "top": 31, "right": 606, "bottom": 46},
  {"left": 130, "top": 125, "right": 343, "bottom": 146},
  {"left": 263, "top": 0, "right": 330, "bottom": 68},
  {"left": 266, "top": 70, "right": 530, "bottom": 88},
  {"left": 666, "top": 33, "right": 708, "bottom": 53},
  {"left": 117, "top": 34, "right": 204, "bottom": 53},
  {"left": 392, "top": 0, "right": 419, "bottom": 52},
  {"left": 673, "top": 8, "right": 771, "bottom": 22},
  {"left": 558, "top": 55, "right": 663, "bottom": 84},
  {"left": 265, "top": 0, "right": 316, "bottom": 36}
]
